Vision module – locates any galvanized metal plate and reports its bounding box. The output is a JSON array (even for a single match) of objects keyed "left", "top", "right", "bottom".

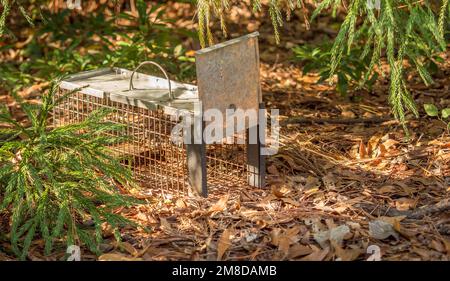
[
  {"left": 60, "top": 68, "right": 198, "bottom": 113},
  {"left": 60, "top": 68, "right": 112, "bottom": 98},
  {"left": 195, "top": 32, "right": 262, "bottom": 121}
]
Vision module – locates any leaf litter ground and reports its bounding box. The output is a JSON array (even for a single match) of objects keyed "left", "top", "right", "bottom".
[{"left": 0, "top": 2, "right": 449, "bottom": 261}]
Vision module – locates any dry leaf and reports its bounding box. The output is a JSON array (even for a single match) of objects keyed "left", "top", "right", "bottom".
[
  {"left": 314, "top": 230, "right": 330, "bottom": 249},
  {"left": 119, "top": 242, "right": 138, "bottom": 257},
  {"left": 367, "top": 141, "right": 374, "bottom": 158},
  {"left": 0, "top": 252, "right": 13, "bottom": 261},
  {"left": 288, "top": 244, "right": 313, "bottom": 259},
  {"left": 217, "top": 228, "right": 232, "bottom": 260},
  {"left": 369, "top": 220, "right": 399, "bottom": 240},
  {"left": 185, "top": 50, "right": 196, "bottom": 57},
  {"left": 286, "top": 226, "right": 301, "bottom": 237},
  {"left": 270, "top": 228, "right": 282, "bottom": 246},
  {"left": 394, "top": 181, "right": 416, "bottom": 196},
  {"left": 267, "top": 164, "right": 280, "bottom": 175},
  {"left": 272, "top": 185, "right": 291, "bottom": 198},
  {"left": 412, "top": 247, "right": 430, "bottom": 260},
  {"left": 305, "top": 218, "right": 327, "bottom": 233},
  {"left": 101, "top": 222, "right": 114, "bottom": 238},
  {"left": 378, "top": 185, "right": 397, "bottom": 194},
  {"left": 430, "top": 240, "right": 445, "bottom": 253},
  {"left": 300, "top": 247, "right": 330, "bottom": 261},
  {"left": 136, "top": 212, "right": 157, "bottom": 224},
  {"left": 276, "top": 154, "right": 298, "bottom": 170},
  {"left": 442, "top": 238, "right": 450, "bottom": 255},
  {"left": 98, "top": 253, "right": 143, "bottom": 261},
  {"left": 325, "top": 218, "right": 336, "bottom": 230},
  {"left": 322, "top": 172, "right": 337, "bottom": 190},
  {"left": 382, "top": 138, "right": 399, "bottom": 150},
  {"left": 334, "top": 245, "right": 362, "bottom": 261},
  {"left": 209, "top": 194, "right": 230, "bottom": 214},
  {"left": 305, "top": 176, "right": 320, "bottom": 190},
  {"left": 175, "top": 199, "right": 188, "bottom": 208},
  {"left": 359, "top": 141, "right": 367, "bottom": 159},
  {"left": 341, "top": 110, "right": 356, "bottom": 118},
  {"left": 314, "top": 225, "right": 350, "bottom": 249},
  {"left": 380, "top": 216, "right": 405, "bottom": 233},
  {"left": 281, "top": 226, "right": 301, "bottom": 250},
  {"left": 378, "top": 143, "right": 387, "bottom": 157},
  {"left": 346, "top": 222, "right": 361, "bottom": 229},
  {"left": 395, "top": 198, "right": 416, "bottom": 211},
  {"left": 244, "top": 232, "right": 258, "bottom": 243},
  {"left": 278, "top": 236, "right": 291, "bottom": 256},
  {"left": 367, "top": 134, "right": 382, "bottom": 156},
  {"left": 333, "top": 205, "right": 348, "bottom": 213},
  {"left": 281, "top": 197, "right": 300, "bottom": 207},
  {"left": 304, "top": 187, "right": 320, "bottom": 195},
  {"left": 160, "top": 217, "right": 172, "bottom": 232},
  {"left": 329, "top": 225, "right": 350, "bottom": 246}
]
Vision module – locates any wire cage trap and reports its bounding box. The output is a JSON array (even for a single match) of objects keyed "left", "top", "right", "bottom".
[{"left": 54, "top": 32, "right": 266, "bottom": 197}]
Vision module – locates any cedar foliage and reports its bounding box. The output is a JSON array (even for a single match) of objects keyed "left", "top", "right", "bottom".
[{"left": 0, "top": 81, "right": 140, "bottom": 259}]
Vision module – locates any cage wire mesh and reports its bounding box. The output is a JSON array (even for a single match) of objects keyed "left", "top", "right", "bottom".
[{"left": 52, "top": 89, "right": 255, "bottom": 197}]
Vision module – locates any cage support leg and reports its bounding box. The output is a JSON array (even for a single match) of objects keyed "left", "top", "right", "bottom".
[
  {"left": 186, "top": 122, "right": 207, "bottom": 197},
  {"left": 246, "top": 103, "right": 266, "bottom": 188}
]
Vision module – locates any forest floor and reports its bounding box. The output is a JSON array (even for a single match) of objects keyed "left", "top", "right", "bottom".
[
  {"left": 1, "top": 2, "right": 449, "bottom": 261},
  {"left": 103, "top": 64, "right": 450, "bottom": 260}
]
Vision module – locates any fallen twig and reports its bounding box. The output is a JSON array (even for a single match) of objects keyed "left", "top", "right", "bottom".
[
  {"left": 407, "top": 199, "right": 450, "bottom": 220},
  {"left": 356, "top": 198, "right": 450, "bottom": 219},
  {"left": 282, "top": 116, "right": 394, "bottom": 126}
]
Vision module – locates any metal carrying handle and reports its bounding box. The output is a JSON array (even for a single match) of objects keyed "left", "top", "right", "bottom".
[{"left": 129, "top": 61, "right": 173, "bottom": 100}]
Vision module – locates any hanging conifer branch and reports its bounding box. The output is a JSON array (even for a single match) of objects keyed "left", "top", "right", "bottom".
[{"left": 195, "top": 0, "right": 449, "bottom": 128}]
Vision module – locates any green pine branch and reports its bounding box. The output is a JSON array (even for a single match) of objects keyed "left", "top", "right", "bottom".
[{"left": 0, "top": 80, "right": 142, "bottom": 259}]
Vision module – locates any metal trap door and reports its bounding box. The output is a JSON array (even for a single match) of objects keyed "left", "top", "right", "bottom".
[
  {"left": 195, "top": 32, "right": 262, "bottom": 129},
  {"left": 189, "top": 32, "right": 266, "bottom": 197}
]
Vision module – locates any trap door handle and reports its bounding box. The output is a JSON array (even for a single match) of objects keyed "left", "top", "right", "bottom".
[{"left": 129, "top": 61, "right": 174, "bottom": 100}]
